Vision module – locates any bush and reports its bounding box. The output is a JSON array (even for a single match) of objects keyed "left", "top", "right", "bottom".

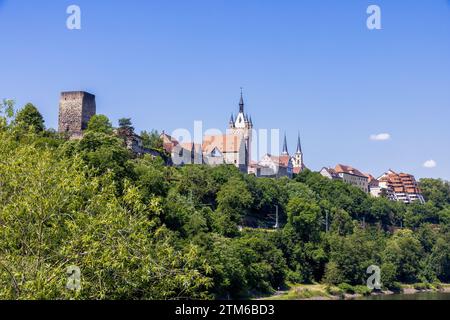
[
  {"left": 387, "top": 282, "right": 403, "bottom": 293},
  {"left": 286, "top": 270, "right": 304, "bottom": 284},
  {"left": 338, "top": 283, "right": 355, "bottom": 294},
  {"left": 291, "top": 288, "right": 325, "bottom": 299},
  {"left": 354, "top": 285, "right": 372, "bottom": 296},
  {"left": 325, "top": 285, "right": 344, "bottom": 296},
  {"left": 432, "top": 282, "right": 443, "bottom": 290}
]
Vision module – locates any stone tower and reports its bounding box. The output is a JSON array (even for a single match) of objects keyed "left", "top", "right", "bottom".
[
  {"left": 228, "top": 89, "right": 253, "bottom": 166},
  {"left": 58, "top": 91, "right": 96, "bottom": 138}
]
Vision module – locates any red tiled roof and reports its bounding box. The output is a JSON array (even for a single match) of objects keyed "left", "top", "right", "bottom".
[
  {"left": 161, "top": 133, "right": 243, "bottom": 155},
  {"left": 365, "top": 173, "right": 379, "bottom": 186},
  {"left": 202, "top": 134, "right": 243, "bottom": 154},
  {"left": 259, "top": 154, "right": 292, "bottom": 168},
  {"left": 161, "top": 133, "right": 180, "bottom": 153},
  {"left": 293, "top": 167, "right": 302, "bottom": 174},
  {"left": 278, "top": 155, "right": 291, "bottom": 167},
  {"left": 335, "top": 164, "right": 366, "bottom": 178},
  {"left": 379, "top": 170, "right": 422, "bottom": 195}
]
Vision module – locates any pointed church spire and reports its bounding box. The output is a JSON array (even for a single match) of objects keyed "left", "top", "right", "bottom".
[
  {"left": 296, "top": 133, "right": 302, "bottom": 154},
  {"left": 282, "top": 134, "right": 289, "bottom": 155},
  {"left": 239, "top": 87, "right": 244, "bottom": 113},
  {"left": 229, "top": 113, "right": 234, "bottom": 124}
]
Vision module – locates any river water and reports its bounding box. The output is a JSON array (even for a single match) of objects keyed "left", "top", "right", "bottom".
[{"left": 359, "top": 292, "right": 450, "bottom": 300}]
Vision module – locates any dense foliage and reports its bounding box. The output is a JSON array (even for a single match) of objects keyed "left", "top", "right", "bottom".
[{"left": 0, "top": 101, "right": 449, "bottom": 299}]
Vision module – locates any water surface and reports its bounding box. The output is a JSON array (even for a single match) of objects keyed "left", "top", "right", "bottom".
[{"left": 359, "top": 292, "right": 450, "bottom": 300}]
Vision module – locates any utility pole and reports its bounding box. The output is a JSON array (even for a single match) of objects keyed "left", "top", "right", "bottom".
[
  {"left": 325, "top": 210, "right": 329, "bottom": 233},
  {"left": 274, "top": 205, "right": 279, "bottom": 229}
]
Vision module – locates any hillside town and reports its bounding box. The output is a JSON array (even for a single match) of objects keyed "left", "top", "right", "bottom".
[{"left": 58, "top": 90, "right": 425, "bottom": 205}]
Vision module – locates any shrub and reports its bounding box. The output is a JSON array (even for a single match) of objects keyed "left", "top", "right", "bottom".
[
  {"left": 286, "top": 270, "right": 304, "bottom": 284},
  {"left": 338, "top": 283, "right": 355, "bottom": 294},
  {"left": 325, "top": 285, "right": 344, "bottom": 296},
  {"left": 354, "top": 285, "right": 372, "bottom": 296},
  {"left": 388, "top": 282, "right": 403, "bottom": 293},
  {"left": 432, "top": 282, "right": 442, "bottom": 290}
]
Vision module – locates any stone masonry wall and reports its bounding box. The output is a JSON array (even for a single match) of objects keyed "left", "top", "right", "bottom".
[{"left": 58, "top": 91, "right": 96, "bottom": 137}]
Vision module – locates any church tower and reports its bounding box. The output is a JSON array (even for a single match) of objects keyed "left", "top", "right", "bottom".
[
  {"left": 229, "top": 89, "right": 253, "bottom": 167},
  {"left": 291, "top": 133, "right": 304, "bottom": 171}
]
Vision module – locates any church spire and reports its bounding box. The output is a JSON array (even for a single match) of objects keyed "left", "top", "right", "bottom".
[
  {"left": 282, "top": 134, "right": 289, "bottom": 155},
  {"left": 296, "top": 133, "right": 302, "bottom": 154},
  {"left": 239, "top": 87, "right": 244, "bottom": 113}
]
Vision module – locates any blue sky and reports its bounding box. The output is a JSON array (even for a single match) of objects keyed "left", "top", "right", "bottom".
[{"left": 1, "top": 0, "right": 449, "bottom": 179}]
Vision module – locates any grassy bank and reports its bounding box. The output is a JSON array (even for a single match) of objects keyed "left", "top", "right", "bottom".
[{"left": 259, "top": 283, "right": 450, "bottom": 300}]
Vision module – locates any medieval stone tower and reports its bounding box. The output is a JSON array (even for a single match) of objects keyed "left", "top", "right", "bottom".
[
  {"left": 228, "top": 90, "right": 253, "bottom": 166},
  {"left": 58, "top": 91, "right": 96, "bottom": 138}
]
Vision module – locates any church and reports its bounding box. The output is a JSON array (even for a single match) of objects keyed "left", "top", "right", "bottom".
[
  {"left": 57, "top": 89, "right": 305, "bottom": 178},
  {"left": 162, "top": 91, "right": 306, "bottom": 178}
]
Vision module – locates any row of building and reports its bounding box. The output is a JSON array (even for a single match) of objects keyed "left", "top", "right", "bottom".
[
  {"left": 320, "top": 165, "right": 425, "bottom": 204},
  {"left": 57, "top": 90, "right": 424, "bottom": 204},
  {"left": 157, "top": 90, "right": 305, "bottom": 178}
]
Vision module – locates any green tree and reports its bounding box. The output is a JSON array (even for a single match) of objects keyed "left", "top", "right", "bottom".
[
  {"left": 86, "top": 114, "right": 113, "bottom": 134},
  {"left": 419, "top": 178, "right": 450, "bottom": 209},
  {"left": 423, "top": 229, "right": 450, "bottom": 283},
  {"left": 324, "top": 228, "right": 382, "bottom": 285},
  {"left": 380, "top": 262, "right": 398, "bottom": 290},
  {"left": 382, "top": 229, "right": 424, "bottom": 283},
  {"left": 439, "top": 206, "right": 450, "bottom": 225},
  {"left": 286, "top": 198, "right": 321, "bottom": 242},
  {"left": 141, "top": 130, "right": 163, "bottom": 150},
  {"left": 14, "top": 103, "right": 45, "bottom": 133},
  {"left": 329, "top": 207, "right": 354, "bottom": 236},
  {"left": 369, "top": 197, "right": 398, "bottom": 228},
  {"left": 0, "top": 99, "right": 15, "bottom": 129},
  {"left": 201, "top": 235, "right": 247, "bottom": 298},
  {"left": 0, "top": 134, "right": 212, "bottom": 299},
  {"left": 118, "top": 118, "right": 134, "bottom": 131},
  {"left": 234, "top": 233, "right": 287, "bottom": 294},
  {"left": 134, "top": 155, "right": 169, "bottom": 197},
  {"left": 216, "top": 177, "right": 253, "bottom": 236},
  {"left": 404, "top": 202, "right": 440, "bottom": 227},
  {"left": 61, "top": 131, "right": 132, "bottom": 183}
]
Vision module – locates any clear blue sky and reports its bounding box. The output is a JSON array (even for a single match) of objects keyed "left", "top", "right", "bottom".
[{"left": 1, "top": 0, "right": 449, "bottom": 179}]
